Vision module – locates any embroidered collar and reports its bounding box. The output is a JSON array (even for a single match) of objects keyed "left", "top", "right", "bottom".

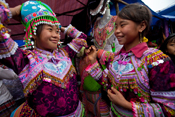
[
  {"left": 34, "top": 48, "right": 57, "bottom": 59},
  {"left": 118, "top": 42, "right": 148, "bottom": 58}
]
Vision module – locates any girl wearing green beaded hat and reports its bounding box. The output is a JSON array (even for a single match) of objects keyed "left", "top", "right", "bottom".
[
  {"left": 0, "top": 0, "right": 89, "bottom": 116},
  {"left": 20, "top": 0, "right": 61, "bottom": 48}
]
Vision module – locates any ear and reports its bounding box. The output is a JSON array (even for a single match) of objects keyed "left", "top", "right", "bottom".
[
  {"left": 138, "top": 21, "right": 146, "bottom": 33},
  {"left": 32, "top": 34, "right": 37, "bottom": 40}
]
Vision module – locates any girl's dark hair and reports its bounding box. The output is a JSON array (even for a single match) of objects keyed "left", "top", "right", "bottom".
[
  {"left": 160, "top": 33, "right": 175, "bottom": 54},
  {"left": 30, "top": 24, "right": 44, "bottom": 49},
  {"left": 118, "top": 3, "right": 152, "bottom": 37},
  {"left": 36, "top": 24, "right": 44, "bottom": 38}
]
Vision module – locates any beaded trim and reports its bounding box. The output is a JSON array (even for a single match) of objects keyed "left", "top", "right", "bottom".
[
  {"left": 22, "top": 65, "right": 76, "bottom": 97},
  {"left": 20, "top": 49, "right": 76, "bottom": 97},
  {"left": 132, "top": 102, "right": 165, "bottom": 116},
  {"left": 131, "top": 101, "right": 137, "bottom": 117},
  {"left": 111, "top": 102, "right": 133, "bottom": 117},
  {"left": 137, "top": 50, "right": 169, "bottom": 69},
  {"left": 0, "top": 37, "right": 18, "bottom": 59}
]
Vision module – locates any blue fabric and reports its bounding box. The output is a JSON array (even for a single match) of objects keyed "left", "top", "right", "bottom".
[
  {"left": 158, "top": 4, "right": 175, "bottom": 16},
  {"left": 10, "top": 105, "right": 20, "bottom": 117},
  {"left": 14, "top": 40, "right": 25, "bottom": 47}
]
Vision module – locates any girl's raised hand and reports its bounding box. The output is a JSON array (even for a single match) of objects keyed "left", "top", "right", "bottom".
[
  {"left": 107, "top": 87, "right": 132, "bottom": 110},
  {"left": 60, "top": 26, "right": 65, "bottom": 32},
  {"left": 84, "top": 45, "right": 97, "bottom": 55},
  {"left": 9, "top": 5, "right": 21, "bottom": 22},
  {"left": 84, "top": 45, "right": 97, "bottom": 65}
]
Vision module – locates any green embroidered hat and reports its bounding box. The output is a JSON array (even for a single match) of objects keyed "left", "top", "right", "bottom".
[{"left": 21, "top": 1, "right": 60, "bottom": 47}]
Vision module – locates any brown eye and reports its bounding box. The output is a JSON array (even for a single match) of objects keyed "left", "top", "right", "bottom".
[
  {"left": 48, "top": 28, "right": 52, "bottom": 31},
  {"left": 121, "top": 24, "right": 125, "bottom": 27}
]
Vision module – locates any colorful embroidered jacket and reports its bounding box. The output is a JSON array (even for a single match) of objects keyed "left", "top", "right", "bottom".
[
  {"left": 85, "top": 42, "right": 175, "bottom": 117},
  {"left": 0, "top": 5, "right": 87, "bottom": 117}
]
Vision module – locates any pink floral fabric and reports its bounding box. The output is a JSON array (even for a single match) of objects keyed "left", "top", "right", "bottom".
[{"left": 28, "top": 77, "right": 79, "bottom": 116}]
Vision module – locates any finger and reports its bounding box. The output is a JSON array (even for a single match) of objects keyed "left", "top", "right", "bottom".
[
  {"left": 85, "top": 49, "right": 90, "bottom": 55},
  {"left": 107, "top": 94, "right": 112, "bottom": 101},
  {"left": 61, "top": 27, "right": 65, "bottom": 32},
  {"left": 89, "top": 49, "right": 96, "bottom": 55},
  {"left": 108, "top": 93, "right": 115, "bottom": 102},
  {"left": 91, "top": 45, "right": 96, "bottom": 48},
  {"left": 86, "top": 47, "right": 93, "bottom": 54},
  {"left": 91, "top": 46, "right": 97, "bottom": 51},
  {"left": 111, "top": 87, "right": 118, "bottom": 94},
  {"left": 107, "top": 89, "right": 112, "bottom": 96}
]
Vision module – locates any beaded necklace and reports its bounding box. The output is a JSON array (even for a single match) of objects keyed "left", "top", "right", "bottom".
[{"left": 33, "top": 48, "right": 56, "bottom": 60}]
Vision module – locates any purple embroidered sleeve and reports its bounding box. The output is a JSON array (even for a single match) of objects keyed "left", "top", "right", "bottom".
[
  {"left": 0, "top": 38, "right": 18, "bottom": 59},
  {"left": 64, "top": 24, "right": 87, "bottom": 40},
  {"left": 0, "top": 48, "right": 29, "bottom": 74},
  {"left": 84, "top": 50, "right": 114, "bottom": 90},
  {"left": 63, "top": 45, "right": 77, "bottom": 59},
  {"left": 0, "top": 5, "right": 17, "bottom": 58},
  {"left": 85, "top": 60, "right": 112, "bottom": 91},
  {"left": 64, "top": 33, "right": 88, "bottom": 59},
  {"left": 149, "top": 60, "right": 175, "bottom": 116},
  {"left": 149, "top": 60, "right": 174, "bottom": 91},
  {"left": 0, "top": 24, "right": 28, "bottom": 74},
  {"left": 77, "top": 32, "right": 87, "bottom": 40},
  {"left": 0, "top": 5, "right": 27, "bottom": 74},
  {"left": 132, "top": 60, "right": 175, "bottom": 117}
]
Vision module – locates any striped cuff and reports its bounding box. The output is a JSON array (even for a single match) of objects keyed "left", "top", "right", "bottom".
[
  {"left": 0, "top": 38, "right": 18, "bottom": 59},
  {"left": 64, "top": 24, "right": 82, "bottom": 38},
  {"left": 85, "top": 61, "right": 102, "bottom": 80},
  {"left": 68, "top": 38, "right": 87, "bottom": 53}
]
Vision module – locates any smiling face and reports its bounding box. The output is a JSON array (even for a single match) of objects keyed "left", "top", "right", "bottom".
[
  {"left": 34, "top": 24, "right": 60, "bottom": 52},
  {"left": 114, "top": 17, "right": 141, "bottom": 50},
  {"left": 115, "top": 3, "right": 152, "bottom": 51}
]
